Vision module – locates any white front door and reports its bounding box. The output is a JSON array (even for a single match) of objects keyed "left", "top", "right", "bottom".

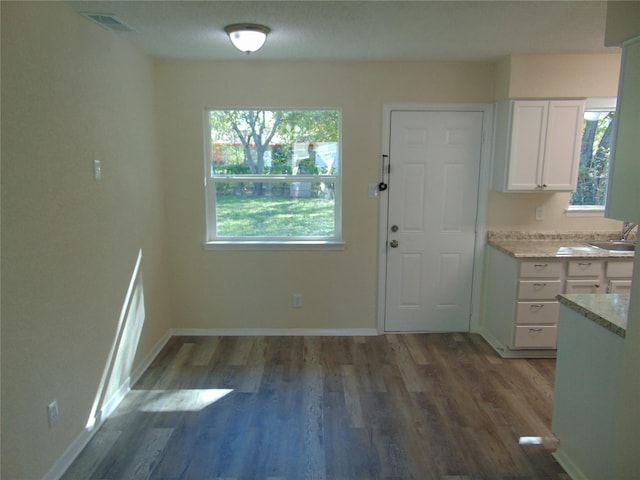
[{"left": 384, "top": 110, "right": 483, "bottom": 332}]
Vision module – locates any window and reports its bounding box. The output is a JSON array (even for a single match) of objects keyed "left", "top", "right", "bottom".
[
  {"left": 569, "top": 98, "right": 616, "bottom": 212},
  {"left": 204, "top": 109, "right": 341, "bottom": 247}
]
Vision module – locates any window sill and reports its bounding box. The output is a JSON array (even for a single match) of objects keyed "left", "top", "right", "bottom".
[
  {"left": 204, "top": 240, "right": 346, "bottom": 251},
  {"left": 565, "top": 206, "right": 606, "bottom": 217}
]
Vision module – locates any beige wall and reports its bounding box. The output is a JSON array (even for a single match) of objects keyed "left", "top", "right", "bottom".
[
  {"left": 1, "top": 2, "right": 172, "bottom": 478},
  {"left": 507, "top": 53, "right": 621, "bottom": 99},
  {"left": 0, "top": 2, "right": 632, "bottom": 478},
  {"left": 154, "top": 60, "right": 496, "bottom": 332},
  {"left": 487, "top": 52, "right": 624, "bottom": 233}
]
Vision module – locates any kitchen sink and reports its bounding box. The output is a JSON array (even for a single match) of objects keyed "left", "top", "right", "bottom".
[{"left": 587, "top": 241, "right": 636, "bottom": 252}]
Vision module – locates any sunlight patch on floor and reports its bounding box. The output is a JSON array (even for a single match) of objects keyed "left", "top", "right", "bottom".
[{"left": 135, "top": 389, "right": 234, "bottom": 412}]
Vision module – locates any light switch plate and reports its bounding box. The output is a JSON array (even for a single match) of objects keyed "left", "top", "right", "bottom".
[
  {"left": 93, "top": 159, "right": 102, "bottom": 181},
  {"left": 47, "top": 400, "right": 59, "bottom": 428}
]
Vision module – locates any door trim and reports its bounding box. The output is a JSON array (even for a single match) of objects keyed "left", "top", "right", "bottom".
[{"left": 377, "top": 103, "right": 494, "bottom": 334}]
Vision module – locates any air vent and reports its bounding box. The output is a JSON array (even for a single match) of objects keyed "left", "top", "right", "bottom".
[{"left": 81, "top": 13, "right": 135, "bottom": 33}]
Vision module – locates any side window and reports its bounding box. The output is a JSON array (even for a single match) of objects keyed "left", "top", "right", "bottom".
[
  {"left": 569, "top": 98, "right": 616, "bottom": 211},
  {"left": 204, "top": 109, "right": 341, "bottom": 245}
]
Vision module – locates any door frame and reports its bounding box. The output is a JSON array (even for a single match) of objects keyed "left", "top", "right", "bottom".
[{"left": 377, "top": 103, "right": 494, "bottom": 334}]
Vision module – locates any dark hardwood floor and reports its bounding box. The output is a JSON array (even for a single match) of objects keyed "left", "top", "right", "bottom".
[{"left": 61, "top": 333, "right": 568, "bottom": 480}]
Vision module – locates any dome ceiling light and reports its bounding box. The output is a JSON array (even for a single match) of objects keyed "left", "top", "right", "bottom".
[{"left": 224, "top": 23, "right": 270, "bottom": 54}]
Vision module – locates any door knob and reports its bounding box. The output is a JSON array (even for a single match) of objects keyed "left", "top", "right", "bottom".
[
  {"left": 389, "top": 239, "right": 399, "bottom": 248},
  {"left": 391, "top": 225, "right": 399, "bottom": 232}
]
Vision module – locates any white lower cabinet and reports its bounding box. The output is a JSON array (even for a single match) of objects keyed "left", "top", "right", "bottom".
[
  {"left": 482, "top": 249, "right": 562, "bottom": 357},
  {"left": 606, "top": 260, "right": 634, "bottom": 293},
  {"left": 514, "top": 261, "right": 562, "bottom": 349},
  {"left": 482, "top": 248, "right": 634, "bottom": 358}
]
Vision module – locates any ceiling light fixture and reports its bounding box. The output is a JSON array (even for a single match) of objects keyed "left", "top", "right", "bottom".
[{"left": 224, "top": 23, "right": 270, "bottom": 54}]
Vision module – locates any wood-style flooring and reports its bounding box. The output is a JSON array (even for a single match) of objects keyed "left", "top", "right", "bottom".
[{"left": 61, "top": 333, "right": 568, "bottom": 480}]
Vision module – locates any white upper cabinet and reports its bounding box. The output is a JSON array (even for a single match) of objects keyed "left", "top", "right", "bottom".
[
  {"left": 492, "top": 99, "right": 585, "bottom": 192},
  {"left": 606, "top": 37, "right": 640, "bottom": 222}
]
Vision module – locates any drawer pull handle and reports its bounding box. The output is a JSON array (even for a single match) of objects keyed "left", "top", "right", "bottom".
[
  {"left": 578, "top": 262, "right": 592, "bottom": 267},
  {"left": 533, "top": 283, "right": 547, "bottom": 287},
  {"left": 529, "top": 328, "right": 543, "bottom": 332},
  {"left": 534, "top": 264, "right": 548, "bottom": 269},
  {"left": 530, "top": 304, "right": 544, "bottom": 311}
]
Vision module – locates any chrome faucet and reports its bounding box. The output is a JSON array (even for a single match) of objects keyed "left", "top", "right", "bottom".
[{"left": 621, "top": 222, "right": 638, "bottom": 241}]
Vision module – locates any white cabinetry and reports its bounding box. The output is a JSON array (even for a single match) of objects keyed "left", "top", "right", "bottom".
[
  {"left": 482, "top": 248, "right": 562, "bottom": 357},
  {"left": 482, "top": 248, "right": 634, "bottom": 358},
  {"left": 606, "top": 260, "right": 634, "bottom": 293},
  {"left": 514, "top": 261, "right": 562, "bottom": 348},
  {"left": 492, "top": 99, "right": 585, "bottom": 192}
]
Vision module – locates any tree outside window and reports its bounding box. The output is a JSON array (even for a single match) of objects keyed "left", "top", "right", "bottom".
[
  {"left": 570, "top": 109, "right": 615, "bottom": 208},
  {"left": 205, "top": 109, "right": 341, "bottom": 243}
]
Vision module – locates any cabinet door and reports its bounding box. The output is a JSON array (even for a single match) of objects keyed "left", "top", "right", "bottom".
[
  {"left": 507, "top": 101, "right": 548, "bottom": 190},
  {"left": 542, "top": 100, "right": 585, "bottom": 191},
  {"left": 609, "top": 280, "right": 632, "bottom": 294}
]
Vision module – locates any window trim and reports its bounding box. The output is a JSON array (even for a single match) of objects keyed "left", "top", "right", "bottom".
[
  {"left": 203, "top": 108, "right": 343, "bottom": 248},
  {"left": 565, "top": 205, "right": 605, "bottom": 217},
  {"left": 568, "top": 97, "right": 617, "bottom": 214},
  {"left": 203, "top": 240, "right": 346, "bottom": 251}
]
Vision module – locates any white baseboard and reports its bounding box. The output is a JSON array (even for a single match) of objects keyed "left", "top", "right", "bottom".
[
  {"left": 101, "top": 330, "right": 172, "bottom": 420},
  {"left": 479, "top": 330, "right": 557, "bottom": 359},
  {"left": 169, "top": 327, "right": 380, "bottom": 337},
  {"left": 42, "top": 331, "right": 172, "bottom": 480},
  {"left": 553, "top": 448, "right": 589, "bottom": 480}
]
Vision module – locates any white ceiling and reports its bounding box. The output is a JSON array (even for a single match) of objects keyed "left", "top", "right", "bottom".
[{"left": 66, "top": 1, "right": 618, "bottom": 62}]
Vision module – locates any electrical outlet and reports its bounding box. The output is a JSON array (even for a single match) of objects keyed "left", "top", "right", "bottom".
[
  {"left": 535, "top": 206, "right": 545, "bottom": 221},
  {"left": 47, "top": 400, "right": 59, "bottom": 428},
  {"left": 292, "top": 293, "right": 303, "bottom": 308}
]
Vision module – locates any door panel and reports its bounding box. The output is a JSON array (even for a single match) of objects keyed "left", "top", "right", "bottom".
[
  {"left": 385, "top": 110, "right": 482, "bottom": 332},
  {"left": 402, "top": 164, "right": 426, "bottom": 230},
  {"left": 399, "top": 253, "right": 422, "bottom": 306}
]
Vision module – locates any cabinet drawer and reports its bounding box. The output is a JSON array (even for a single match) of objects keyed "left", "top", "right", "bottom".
[
  {"left": 565, "top": 279, "right": 605, "bottom": 294},
  {"left": 606, "top": 261, "right": 634, "bottom": 278},
  {"left": 513, "top": 325, "right": 557, "bottom": 349},
  {"left": 520, "top": 261, "right": 563, "bottom": 278},
  {"left": 567, "top": 260, "right": 602, "bottom": 277},
  {"left": 518, "top": 280, "right": 562, "bottom": 300},
  {"left": 516, "top": 301, "right": 560, "bottom": 325}
]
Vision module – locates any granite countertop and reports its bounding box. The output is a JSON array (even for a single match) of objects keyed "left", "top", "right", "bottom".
[
  {"left": 558, "top": 293, "right": 629, "bottom": 338},
  {"left": 487, "top": 231, "right": 635, "bottom": 259}
]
